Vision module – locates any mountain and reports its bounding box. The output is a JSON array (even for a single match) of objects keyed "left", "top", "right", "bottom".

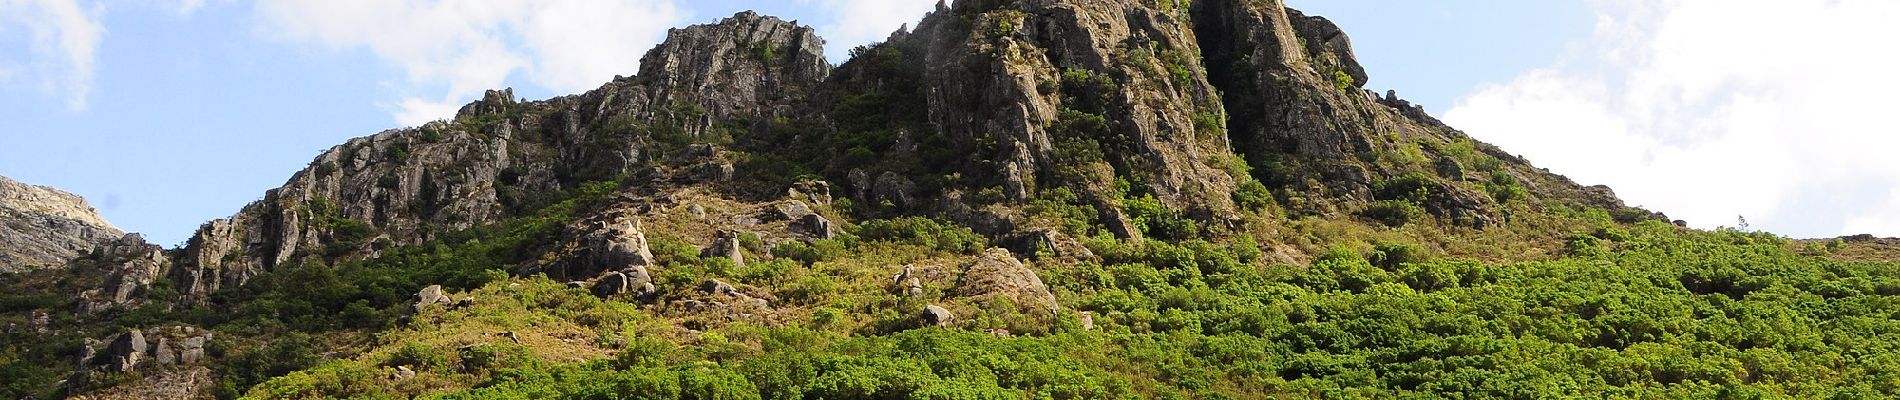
[
  {"left": 0, "top": 175, "right": 124, "bottom": 272},
  {"left": 4, "top": 1, "right": 1898, "bottom": 399}
]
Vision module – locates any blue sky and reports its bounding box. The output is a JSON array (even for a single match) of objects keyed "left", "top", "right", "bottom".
[{"left": 1, "top": 0, "right": 1894, "bottom": 246}]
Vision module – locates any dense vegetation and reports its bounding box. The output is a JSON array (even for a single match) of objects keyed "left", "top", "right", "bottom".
[{"left": 215, "top": 213, "right": 1900, "bottom": 399}]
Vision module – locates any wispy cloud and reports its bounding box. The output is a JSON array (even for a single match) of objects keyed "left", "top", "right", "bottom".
[
  {"left": 800, "top": 0, "right": 942, "bottom": 60},
  {"left": 0, "top": 0, "right": 105, "bottom": 111},
  {"left": 1445, "top": 0, "right": 1900, "bottom": 238},
  {"left": 255, "top": 0, "right": 689, "bottom": 127}
]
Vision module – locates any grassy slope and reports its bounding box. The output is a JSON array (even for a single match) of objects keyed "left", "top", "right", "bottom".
[{"left": 241, "top": 218, "right": 1900, "bottom": 399}]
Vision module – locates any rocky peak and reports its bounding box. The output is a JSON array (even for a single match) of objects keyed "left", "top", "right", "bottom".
[
  {"left": 843, "top": 0, "right": 1242, "bottom": 239},
  {"left": 0, "top": 175, "right": 124, "bottom": 271},
  {"left": 1286, "top": 10, "right": 1367, "bottom": 87},
  {"left": 637, "top": 11, "right": 829, "bottom": 120}
]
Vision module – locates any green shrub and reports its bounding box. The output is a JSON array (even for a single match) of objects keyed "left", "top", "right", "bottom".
[
  {"left": 1374, "top": 172, "right": 1437, "bottom": 203},
  {"left": 1364, "top": 200, "right": 1424, "bottom": 227},
  {"left": 1484, "top": 170, "right": 1528, "bottom": 203},
  {"left": 1564, "top": 234, "right": 1605, "bottom": 257},
  {"left": 1367, "top": 241, "right": 1423, "bottom": 269},
  {"left": 854, "top": 217, "right": 986, "bottom": 254},
  {"left": 1233, "top": 179, "right": 1274, "bottom": 211},
  {"left": 386, "top": 342, "right": 450, "bottom": 371},
  {"left": 771, "top": 239, "right": 848, "bottom": 265},
  {"left": 1123, "top": 194, "right": 1199, "bottom": 240},
  {"left": 1332, "top": 70, "right": 1355, "bottom": 92},
  {"left": 215, "top": 333, "right": 321, "bottom": 399}
]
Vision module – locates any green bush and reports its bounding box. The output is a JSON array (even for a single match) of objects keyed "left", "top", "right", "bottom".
[
  {"left": 1233, "top": 179, "right": 1274, "bottom": 211},
  {"left": 1364, "top": 200, "right": 1424, "bottom": 227},
  {"left": 1485, "top": 170, "right": 1529, "bottom": 203},
  {"left": 854, "top": 217, "right": 986, "bottom": 254},
  {"left": 1374, "top": 172, "right": 1437, "bottom": 203},
  {"left": 1332, "top": 70, "right": 1355, "bottom": 92},
  {"left": 1123, "top": 194, "right": 1199, "bottom": 241},
  {"left": 1367, "top": 241, "right": 1423, "bottom": 269}
]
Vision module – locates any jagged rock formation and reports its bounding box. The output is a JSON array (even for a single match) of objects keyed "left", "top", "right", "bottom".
[
  {"left": 637, "top": 10, "right": 829, "bottom": 120},
  {"left": 81, "top": 326, "right": 213, "bottom": 373},
  {"left": 818, "top": 0, "right": 1243, "bottom": 239},
  {"left": 64, "top": 326, "right": 215, "bottom": 400},
  {"left": 1190, "top": 0, "right": 1641, "bottom": 223},
  {"left": 0, "top": 175, "right": 124, "bottom": 271},
  {"left": 75, "top": 233, "right": 172, "bottom": 314},
  {"left": 167, "top": 12, "right": 829, "bottom": 302}
]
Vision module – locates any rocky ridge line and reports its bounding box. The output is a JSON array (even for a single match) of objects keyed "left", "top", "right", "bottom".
[{"left": 0, "top": 175, "right": 124, "bottom": 272}]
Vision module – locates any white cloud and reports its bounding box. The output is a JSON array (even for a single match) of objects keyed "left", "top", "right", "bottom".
[
  {"left": 1445, "top": 0, "right": 1900, "bottom": 238},
  {"left": 0, "top": 0, "right": 105, "bottom": 111},
  {"left": 167, "top": 0, "right": 205, "bottom": 16},
  {"left": 1844, "top": 188, "right": 1900, "bottom": 236},
  {"left": 255, "top": 0, "right": 687, "bottom": 126},
  {"left": 802, "top": 0, "right": 942, "bottom": 60}
]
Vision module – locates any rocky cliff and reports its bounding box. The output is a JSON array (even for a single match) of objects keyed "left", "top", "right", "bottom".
[
  {"left": 0, "top": 175, "right": 124, "bottom": 272},
  {"left": 168, "top": 12, "right": 829, "bottom": 303}
]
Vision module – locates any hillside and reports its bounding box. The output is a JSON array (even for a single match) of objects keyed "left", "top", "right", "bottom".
[{"left": 3, "top": 1, "right": 1898, "bottom": 399}]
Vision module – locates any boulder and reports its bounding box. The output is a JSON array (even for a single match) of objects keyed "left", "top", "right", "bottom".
[
  {"left": 30, "top": 311, "right": 50, "bottom": 334},
  {"left": 102, "top": 330, "right": 146, "bottom": 372},
  {"left": 891, "top": 265, "right": 924, "bottom": 296},
  {"left": 414, "top": 285, "right": 450, "bottom": 313},
  {"left": 699, "top": 279, "right": 740, "bottom": 297},
  {"left": 769, "top": 200, "right": 815, "bottom": 221},
  {"left": 921, "top": 305, "right": 954, "bottom": 327},
  {"left": 872, "top": 171, "right": 918, "bottom": 209},
  {"left": 954, "top": 249, "right": 1060, "bottom": 312},
  {"left": 178, "top": 335, "right": 208, "bottom": 365},
  {"left": 846, "top": 169, "right": 872, "bottom": 201},
  {"left": 590, "top": 216, "right": 656, "bottom": 269},
  {"left": 687, "top": 161, "right": 736, "bottom": 182},
  {"left": 793, "top": 213, "right": 837, "bottom": 239},
  {"left": 538, "top": 211, "right": 659, "bottom": 281},
  {"left": 591, "top": 266, "right": 656, "bottom": 299},
  {"left": 702, "top": 230, "right": 745, "bottom": 267},
  {"left": 789, "top": 180, "right": 833, "bottom": 206}
]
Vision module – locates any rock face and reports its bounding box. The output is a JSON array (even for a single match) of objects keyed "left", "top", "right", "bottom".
[
  {"left": 637, "top": 10, "right": 829, "bottom": 121},
  {"left": 1188, "top": 0, "right": 1642, "bottom": 223},
  {"left": 167, "top": 12, "right": 829, "bottom": 303},
  {"left": 81, "top": 326, "right": 214, "bottom": 376},
  {"left": 533, "top": 210, "right": 658, "bottom": 282},
  {"left": 0, "top": 175, "right": 124, "bottom": 271},
  {"left": 851, "top": 0, "right": 1243, "bottom": 236},
  {"left": 77, "top": 233, "right": 173, "bottom": 314},
  {"left": 102, "top": 330, "right": 146, "bottom": 372}
]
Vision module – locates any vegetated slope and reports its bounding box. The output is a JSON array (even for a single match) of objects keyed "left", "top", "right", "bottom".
[{"left": 1, "top": 1, "right": 1896, "bottom": 399}]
